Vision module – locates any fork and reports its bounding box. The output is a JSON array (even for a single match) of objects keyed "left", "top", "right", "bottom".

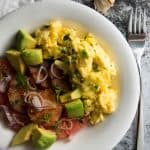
[{"left": 128, "top": 7, "right": 147, "bottom": 150}]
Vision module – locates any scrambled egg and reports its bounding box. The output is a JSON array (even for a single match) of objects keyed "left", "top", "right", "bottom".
[{"left": 35, "top": 20, "right": 118, "bottom": 125}]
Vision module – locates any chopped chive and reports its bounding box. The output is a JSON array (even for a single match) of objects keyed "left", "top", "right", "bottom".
[
  {"left": 63, "top": 34, "right": 71, "bottom": 41},
  {"left": 80, "top": 50, "right": 89, "bottom": 59},
  {"left": 42, "top": 113, "right": 52, "bottom": 122},
  {"left": 16, "top": 72, "right": 28, "bottom": 89},
  {"left": 59, "top": 47, "right": 68, "bottom": 54}
]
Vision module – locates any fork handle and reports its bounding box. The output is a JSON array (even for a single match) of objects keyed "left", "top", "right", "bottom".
[
  {"left": 136, "top": 58, "right": 144, "bottom": 150},
  {"left": 137, "top": 96, "right": 144, "bottom": 150}
]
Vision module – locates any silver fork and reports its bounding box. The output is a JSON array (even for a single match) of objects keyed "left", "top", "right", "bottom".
[{"left": 128, "top": 7, "right": 147, "bottom": 150}]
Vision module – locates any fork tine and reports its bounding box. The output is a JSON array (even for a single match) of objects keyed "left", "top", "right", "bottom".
[
  {"left": 128, "top": 7, "right": 147, "bottom": 41},
  {"left": 134, "top": 7, "right": 138, "bottom": 34},
  {"left": 128, "top": 8, "right": 133, "bottom": 33},
  {"left": 138, "top": 8, "right": 142, "bottom": 34},
  {"left": 142, "top": 9, "right": 147, "bottom": 33}
]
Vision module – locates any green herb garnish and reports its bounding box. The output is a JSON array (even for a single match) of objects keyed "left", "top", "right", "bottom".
[
  {"left": 92, "top": 63, "right": 100, "bottom": 72},
  {"left": 63, "top": 34, "right": 71, "bottom": 41},
  {"left": 94, "top": 85, "right": 99, "bottom": 92},
  {"left": 42, "top": 113, "right": 52, "bottom": 122},
  {"left": 16, "top": 72, "right": 28, "bottom": 89},
  {"left": 53, "top": 86, "right": 62, "bottom": 101},
  {"left": 60, "top": 47, "right": 68, "bottom": 54},
  {"left": 51, "top": 120, "right": 62, "bottom": 130},
  {"left": 80, "top": 50, "right": 89, "bottom": 59}
]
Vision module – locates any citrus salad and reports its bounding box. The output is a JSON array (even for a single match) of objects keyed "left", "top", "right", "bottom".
[{"left": 0, "top": 20, "right": 118, "bottom": 150}]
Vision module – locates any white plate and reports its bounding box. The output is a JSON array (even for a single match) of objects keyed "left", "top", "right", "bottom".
[{"left": 0, "top": 1, "right": 140, "bottom": 150}]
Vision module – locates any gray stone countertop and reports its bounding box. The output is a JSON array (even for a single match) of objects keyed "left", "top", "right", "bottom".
[{"left": 73, "top": 0, "right": 150, "bottom": 150}]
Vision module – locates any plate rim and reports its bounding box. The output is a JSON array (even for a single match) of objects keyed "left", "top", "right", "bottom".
[{"left": 0, "top": 0, "right": 140, "bottom": 149}]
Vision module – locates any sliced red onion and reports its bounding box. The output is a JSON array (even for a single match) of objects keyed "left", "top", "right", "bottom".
[
  {"left": 0, "top": 105, "right": 24, "bottom": 128},
  {"left": 40, "top": 100, "right": 57, "bottom": 110},
  {"left": 0, "top": 80, "right": 7, "bottom": 93},
  {"left": 12, "top": 114, "right": 25, "bottom": 126},
  {"left": 27, "top": 78, "right": 37, "bottom": 91},
  {"left": 36, "top": 66, "right": 48, "bottom": 84},
  {"left": 24, "top": 91, "right": 58, "bottom": 112},
  {"left": 58, "top": 119, "right": 73, "bottom": 130},
  {"left": 24, "top": 92, "right": 43, "bottom": 111},
  {"left": 31, "top": 96, "right": 42, "bottom": 108},
  {"left": 50, "top": 63, "right": 64, "bottom": 79},
  {"left": 0, "top": 75, "right": 11, "bottom": 93},
  {"left": 5, "top": 75, "right": 11, "bottom": 81},
  {"left": 0, "top": 105, "right": 15, "bottom": 126}
]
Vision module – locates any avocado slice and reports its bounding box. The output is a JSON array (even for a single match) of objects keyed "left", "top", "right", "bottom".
[
  {"left": 16, "top": 29, "right": 36, "bottom": 51},
  {"left": 6, "top": 50, "right": 26, "bottom": 74},
  {"left": 22, "top": 49, "right": 43, "bottom": 66},
  {"left": 71, "top": 89, "right": 81, "bottom": 99},
  {"left": 60, "top": 93, "right": 70, "bottom": 103},
  {"left": 60, "top": 89, "right": 81, "bottom": 103},
  {"left": 65, "top": 99, "right": 84, "bottom": 118},
  {"left": 11, "top": 123, "right": 37, "bottom": 146},
  {"left": 32, "top": 127, "right": 56, "bottom": 150}
]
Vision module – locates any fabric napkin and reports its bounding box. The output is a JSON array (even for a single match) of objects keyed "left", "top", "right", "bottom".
[
  {"left": 0, "top": 0, "right": 71, "bottom": 17},
  {"left": 0, "top": 0, "right": 35, "bottom": 17},
  {"left": 0, "top": 0, "right": 71, "bottom": 18}
]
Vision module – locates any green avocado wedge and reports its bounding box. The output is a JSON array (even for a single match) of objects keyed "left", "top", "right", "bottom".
[
  {"left": 22, "top": 49, "right": 43, "bottom": 66},
  {"left": 65, "top": 99, "right": 84, "bottom": 118},
  {"left": 60, "top": 89, "right": 81, "bottom": 103},
  {"left": 6, "top": 50, "right": 26, "bottom": 74},
  {"left": 32, "top": 127, "right": 56, "bottom": 150},
  {"left": 11, "top": 124, "right": 38, "bottom": 146},
  {"left": 16, "top": 29, "right": 36, "bottom": 51}
]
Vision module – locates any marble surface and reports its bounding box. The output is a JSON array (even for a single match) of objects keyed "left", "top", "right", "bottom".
[{"left": 0, "top": 0, "right": 150, "bottom": 149}]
